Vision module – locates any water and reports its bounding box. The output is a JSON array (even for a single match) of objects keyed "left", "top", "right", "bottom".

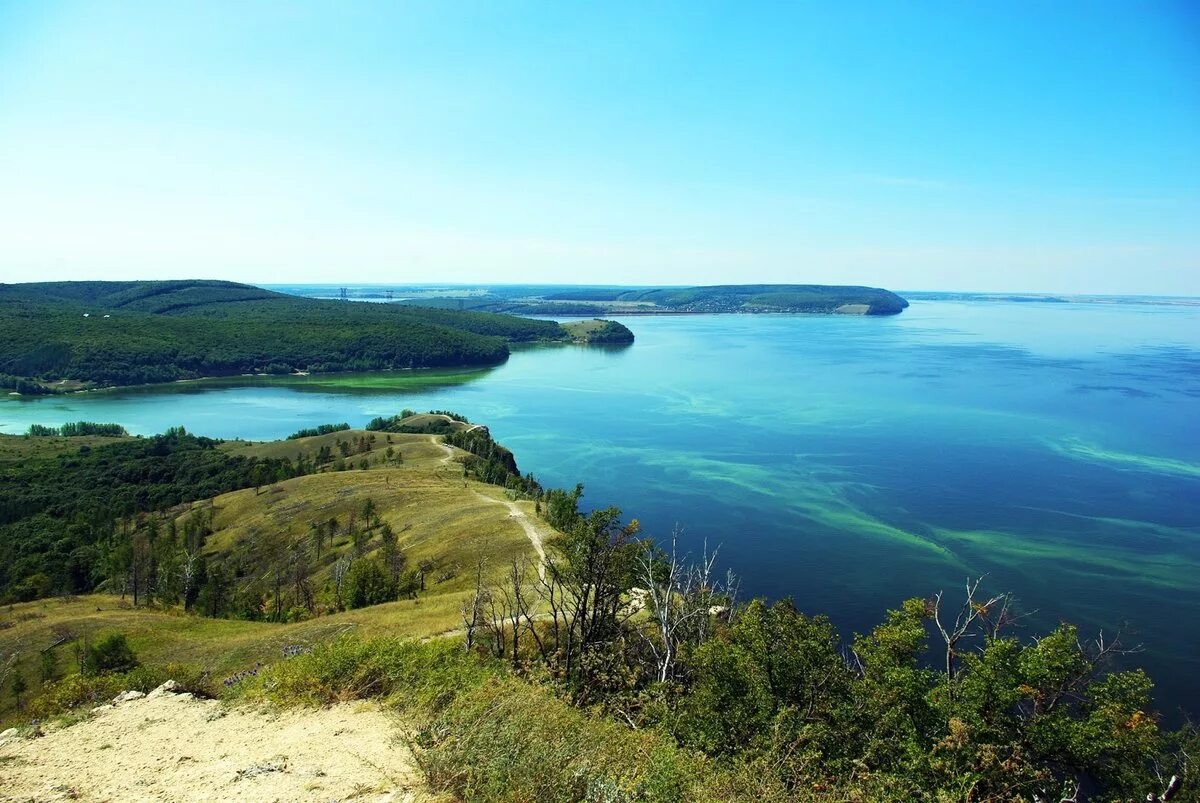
[{"left": 4, "top": 299, "right": 1199, "bottom": 715}]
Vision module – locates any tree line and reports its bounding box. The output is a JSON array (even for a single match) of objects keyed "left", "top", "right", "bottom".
[{"left": 0, "top": 428, "right": 305, "bottom": 603}]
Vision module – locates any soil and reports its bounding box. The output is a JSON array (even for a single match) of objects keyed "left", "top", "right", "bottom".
[{"left": 0, "top": 688, "right": 433, "bottom": 802}]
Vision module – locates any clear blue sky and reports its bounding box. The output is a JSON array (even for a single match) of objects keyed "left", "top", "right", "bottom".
[{"left": 1, "top": 1, "right": 1197, "bottom": 293}]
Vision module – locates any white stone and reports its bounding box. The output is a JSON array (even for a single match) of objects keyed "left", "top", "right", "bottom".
[
  {"left": 0, "top": 727, "right": 19, "bottom": 739},
  {"left": 147, "top": 680, "right": 181, "bottom": 699},
  {"left": 112, "top": 690, "right": 145, "bottom": 703}
]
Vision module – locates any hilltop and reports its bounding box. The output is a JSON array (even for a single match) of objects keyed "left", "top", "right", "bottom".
[{"left": 0, "top": 280, "right": 631, "bottom": 393}]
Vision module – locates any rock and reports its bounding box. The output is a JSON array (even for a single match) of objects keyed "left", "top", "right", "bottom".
[
  {"left": 112, "top": 690, "right": 145, "bottom": 704},
  {"left": 235, "top": 759, "right": 287, "bottom": 780},
  {"left": 0, "top": 727, "right": 19, "bottom": 739},
  {"left": 146, "top": 680, "right": 181, "bottom": 699},
  {"left": 91, "top": 704, "right": 115, "bottom": 714}
]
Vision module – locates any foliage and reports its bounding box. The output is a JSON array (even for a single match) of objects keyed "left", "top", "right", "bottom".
[
  {"left": 79, "top": 632, "right": 138, "bottom": 675},
  {"left": 366, "top": 412, "right": 461, "bottom": 435},
  {"left": 26, "top": 421, "right": 129, "bottom": 437},
  {"left": 0, "top": 428, "right": 304, "bottom": 602},
  {"left": 343, "top": 559, "right": 394, "bottom": 609},
  {"left": 28, "top": 661, "right": 209, "bottom": 720},
  {"left": 285, "top": 422, "right": 350, "bottom": 439},
  {"left": 0, "top": 280, "right": 574, "bottom": 389}
]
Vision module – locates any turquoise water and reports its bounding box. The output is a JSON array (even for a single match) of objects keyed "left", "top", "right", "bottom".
[{"left": 4, "top": 300, "right": 1199, "bottom": 714}]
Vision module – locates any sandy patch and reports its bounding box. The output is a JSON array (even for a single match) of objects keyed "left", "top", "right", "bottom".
[{"left": 0, "top": 691, "right": 432, "bottom": 802}]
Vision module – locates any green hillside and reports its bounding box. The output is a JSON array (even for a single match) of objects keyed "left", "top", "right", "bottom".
[
  {"left": 0, "top": 280, "right": 571, "bottom": 391},
  {"left": 544, "top": 283, "right": 911, "bottom": 314},
  {"left": 389, "top": 282, "right": 910, "bottom": 316}
]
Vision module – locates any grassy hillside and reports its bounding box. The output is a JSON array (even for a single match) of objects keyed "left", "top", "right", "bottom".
[
  {"left": 0, "top": 280, "right": 572, "bottom": 391},
  {"left": 0, "top": 421, "right": 546, "bottom": 721}
]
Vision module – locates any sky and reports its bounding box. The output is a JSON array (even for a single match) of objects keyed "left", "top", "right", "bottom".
[{"left": 1, "top": 2, "right": 1198, "bottom": 294}]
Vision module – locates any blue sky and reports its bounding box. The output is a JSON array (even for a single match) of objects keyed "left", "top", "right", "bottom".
[{"left": 1, "top": 2, "right": 1197, "bottom": 293}]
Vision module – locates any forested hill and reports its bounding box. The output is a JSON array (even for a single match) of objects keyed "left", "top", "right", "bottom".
[
  {"left": 383, "top": 282, "right": 910, "bottom": 316},
  {"left": 541, "top": 284, "right": 911, "bottom": 314},
  {"left": 0, "top": 280, "right": 572, "bottom": 391}
]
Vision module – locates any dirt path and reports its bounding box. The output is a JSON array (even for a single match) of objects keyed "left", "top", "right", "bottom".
[
  {"left": 0, "top": 688, "right": 433, "bottom": 802},
  {"left": 430, "top": 436, "right": 456, "bottom": 466},
  {"left": 472, "top": 491, "right": 548, "bottom": 579}
]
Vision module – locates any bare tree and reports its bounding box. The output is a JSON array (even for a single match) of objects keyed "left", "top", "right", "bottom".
[
  {"left": 331, "top": 554, "right": 353, "bottom": 610},
  {"left": 289, "top": 540, "right": 314, "bottom": 613},
  {"left": 461, "top": 554, "right": 491, "bottom": 652},
  {"left": 931, "top": 577, "right": 1007, "bottom": 693},
  {"left": 635, "top": 528, "right": 737, "bottom": 684}
]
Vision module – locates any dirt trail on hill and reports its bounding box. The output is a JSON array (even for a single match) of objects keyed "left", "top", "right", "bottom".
[
  {"left": 431, "top": 436, "right": 455, "bottom": 466},
  {"left": 472, "top": 491, "right": 548, "bottom": 579},
  {"left": 0, "top": 690, "right": 432, "bottom": 802}
]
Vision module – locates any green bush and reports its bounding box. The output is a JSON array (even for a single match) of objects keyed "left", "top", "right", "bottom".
[
  {"left": 80, "top": 633, "right": 138, "bottom": 675},
  {"left": 28, "top": 662, "right": 208, "bottom": 719}
]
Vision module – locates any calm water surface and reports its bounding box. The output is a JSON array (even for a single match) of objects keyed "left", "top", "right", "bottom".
[{"left": 4, "top": 300, "right": 1199, "bottom": 714}]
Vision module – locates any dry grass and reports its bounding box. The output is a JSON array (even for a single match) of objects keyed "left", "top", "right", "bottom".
[
  {"left": 0, "top": 433, "right": 131, "bottom": 462},
  {"left": 1, "top": 429, "right": 548, "bottom": 725}
]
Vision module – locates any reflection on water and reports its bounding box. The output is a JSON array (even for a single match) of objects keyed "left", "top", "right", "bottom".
[{"left": 3, "top": 300, "right": 1199, "bottom": 717}]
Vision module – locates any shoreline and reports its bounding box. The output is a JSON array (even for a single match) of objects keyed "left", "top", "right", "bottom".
[{"left": 2, "top": 363, "right": 503, "bottom": 399}]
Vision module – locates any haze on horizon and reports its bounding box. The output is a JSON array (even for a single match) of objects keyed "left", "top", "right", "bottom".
[{"left": 1, "top": 2, "right": 1198, "bottom": 295}]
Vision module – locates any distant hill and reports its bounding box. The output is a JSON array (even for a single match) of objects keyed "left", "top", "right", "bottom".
[
  {"left": 370, "top": 282, "right": 909, "bottom": 316},
  {"left": 0, "top": 280, "right": 584, "bottom": 392},
  {"left": 542, "top": 284, "right": 909, "bottom": 314}
]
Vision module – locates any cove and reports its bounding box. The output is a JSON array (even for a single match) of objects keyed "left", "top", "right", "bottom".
[{"left": 3, "top": 299, "right": 1199, "bottom": 716}]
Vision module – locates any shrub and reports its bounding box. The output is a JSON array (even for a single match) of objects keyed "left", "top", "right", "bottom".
[
  {"left": 79, "top": 633, "right": 137, "bottom": 675},
  {"left": 244, "top": 635, "right": 496, "bottom": 711},
  {"left": 417, "top": 676, "right": 706, "bottom": 803},
  {"left": 28, "top": 662, "right": 208, "bottom": 719}
]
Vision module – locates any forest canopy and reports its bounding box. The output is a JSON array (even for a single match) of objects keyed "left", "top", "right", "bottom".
[{"left": 0, "top": 280, "right": 575, "bottom": 390}]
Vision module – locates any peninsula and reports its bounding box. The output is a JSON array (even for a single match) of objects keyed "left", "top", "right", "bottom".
[{"left": 0, "top": 280, "right": 632, "bottom": 394}]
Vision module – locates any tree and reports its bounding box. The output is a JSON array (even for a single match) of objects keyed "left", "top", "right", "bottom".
[
  {"left": 309, "top": 521, "right": 323, "bottom": 559},
  {"left": 344, "top": 559, "right": 392, "bottom": 609},
  {"left": 360, "top": 498, "right": 377, "bottom": 526},
  {"left": 636, "top": 528, "right": 737, "bottom": 684},
  {"left": 10, "top": 672, "right": 27, "bottom": 710},
  {"left": 331, "top": 555, "right": 353, "bottom": 610},
  {"left": 461, "top": 553, "right": 490, "bottom": 652},
  {"left": 39, "top": 649, "right": 56, "bottom": 684},
  {"left": 379, "top": 523, "right": 406, "bottom": 587},
  {"left": 80, "top": 633, "right": 137, "bottom": 675},
  {"left": 289, "top": 540, "right": 314, "bottom": 613}
]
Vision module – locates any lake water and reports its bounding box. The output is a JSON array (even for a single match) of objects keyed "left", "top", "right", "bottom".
[{"left": 4, "top": 299, "right": 1199, "bottom": 715}]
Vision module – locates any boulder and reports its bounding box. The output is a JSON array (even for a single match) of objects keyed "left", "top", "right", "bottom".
[{"left": 112, "top": 690, "right": 145, "bottom": 704}]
